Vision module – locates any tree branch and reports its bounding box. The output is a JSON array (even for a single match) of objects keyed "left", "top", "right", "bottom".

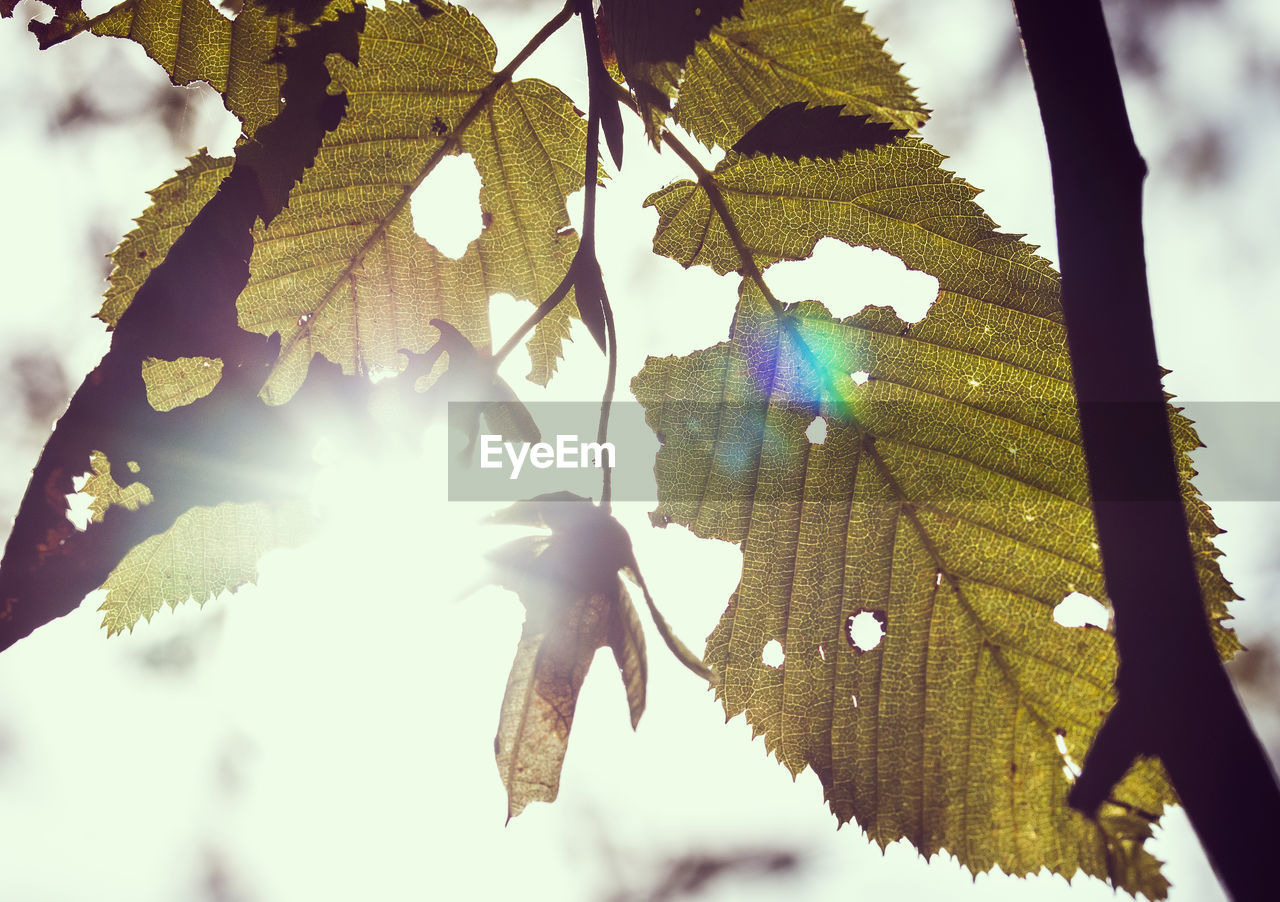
[{"left": 1012, "top": 2, "right": 1280, "bottom": 897}]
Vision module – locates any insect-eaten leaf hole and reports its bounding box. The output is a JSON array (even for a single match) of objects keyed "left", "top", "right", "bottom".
[
  {"left": 805, "top": 415, "right": 828, "bottom": 445},
  {"left": 408, "top": 152, "right": 483, "bottom": 259},
  {"left": 763, "top": 242, "right": 939, "bottom": 323},
  {"left": 850, "top": 370, "right": 870, "bottom": 385},
  {"left": 1052, "top": 592, "right": 1110, "bottom": 630},
  {"left": 1054, "top": 728, "right": 1083, "bottom": 782},
  {"left": 762, "top": 639, "right": 785, "bottom": 668},
  {"left": 845, "top": 610, "right": 885, "bottom": 652},
  {"left": 65, "top": 471, "right": 93, "bottom": 531}
]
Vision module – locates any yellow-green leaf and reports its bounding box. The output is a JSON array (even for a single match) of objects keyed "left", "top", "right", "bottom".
[
  {"left": 98, "top": 151, "right": 233, "bottom": 329},
  {"left": 673, "top": 0, "right": 928, "bottom": 151},
  {"left": 633, "top": 129, "right": 1236, "bottom": 893},
  {"left": 81, "top": 450, "right": 154, "bottom": 522},
  {"left": 33, "top": 0, "right": 334, "bottom": 137},
  {"left": 238, "top": 0, "right": 586, "bottom": 403},
  {"left": 141, "top": 355, "right": 224, "bottom": 411},
  {"left": 632, "top": 282, "right": 1230, "bottom": 896},
  {"left": 97, "top": 501, "right": 312, "bottom": 637}
]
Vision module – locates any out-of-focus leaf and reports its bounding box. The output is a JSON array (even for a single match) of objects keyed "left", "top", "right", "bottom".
[{"left": 488, "top": 493, "right": 647, "bottom": 819}]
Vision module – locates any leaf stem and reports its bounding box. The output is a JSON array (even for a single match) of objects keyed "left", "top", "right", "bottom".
[{"left": 658, "top": 127, "right": 852, "bottom": 424}]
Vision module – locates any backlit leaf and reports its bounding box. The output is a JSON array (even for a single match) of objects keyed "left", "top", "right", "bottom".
[
  {"left": 488, "top": 493, "right": 647, "bottom": 819},
  {"left": 141, "top": 356, "right": 224, "bottom": 412},
  {"left": 673, "top": 0, "right": 928, "bottom": 151},
  {"left": 633, "top": 134, "right": 1235, "bottom": 896},
  {"left": 97, "top": 151, "right": 232, "bottom": 330},
  {"left": 97, "top": 501, "right": 312, "bottom": 636},
  {"left": 24, "top": 0, "right": 349, "bottom": 137},
  {"left": 238, "top": 0, "right": 588, "bottom": 403}
]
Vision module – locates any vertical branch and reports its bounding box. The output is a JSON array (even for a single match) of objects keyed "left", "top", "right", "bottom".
[{"left": 1012, "top": 2, "right": 1280, "bottom": 897}]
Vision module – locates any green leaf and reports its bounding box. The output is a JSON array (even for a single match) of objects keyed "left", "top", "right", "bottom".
[
  {"left": 646, "top": 138, "right": 1061, "bottom": 293},
  {"left": 27, "top": 0, "right": 343, "bottom": 137},
  {"left": 141, "top": 356, "right": 224, "bottom": 411},
  {"left": 97, "top": 501, "right": 312, "bottom": 637},
  {"left": 600, "top": 0, "right": 744, "bottom": 144},
  {"left": 237, "top": 0, "right": 588, "bottom": 403},
  {"left": 672, "top": 0, "right": 929, "bottom": 151},
  {"left": 98, "top": 151, "right": 233, "bottom": 329},
  {"left": 81, "top": 450, "right": 154, "bottom": 522},
  {"left": 633, "top": 138, "right": 1235, "bottom": 895}
]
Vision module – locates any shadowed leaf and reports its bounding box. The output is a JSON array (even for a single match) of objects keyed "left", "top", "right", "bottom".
[
  {"left": 673, "top": 0, "right": 928, "bottom": 151},
  {"left": 731, "top": 102, "right": 907, "bottom": 161}
]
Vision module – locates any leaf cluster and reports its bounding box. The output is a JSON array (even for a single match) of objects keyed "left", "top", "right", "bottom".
[{"left": 0, "top": 1, "right": 1241, "bottom": 897}]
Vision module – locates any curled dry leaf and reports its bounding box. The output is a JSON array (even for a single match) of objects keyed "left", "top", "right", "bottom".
[{"left": 486, "top": 492, "right": 647, "bottom": 819}]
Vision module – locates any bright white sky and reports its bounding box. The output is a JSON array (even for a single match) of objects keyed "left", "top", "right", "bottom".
[{"left": 1, "top": 0, "right": 1278, "bottom": 899}]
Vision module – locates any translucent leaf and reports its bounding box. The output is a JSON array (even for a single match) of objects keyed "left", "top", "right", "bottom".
[
  {"left": 26, "top": 0, "right": 350, "bottom": 137},
  {"left": 673, "top": 0, "right": 929, "bottom": 151},
  {"left": 141, "top": 356, "right": 224, "bottom": 411},
  {"left": 633, "top": 131, "right": 1236, "bottom": 894},
  {"left": 97, "top": 501, "right": 312, "bottom": 636},
  {"left": 238, "top": 0, "right": 587, "bottom": 403},
  {"left": 98, "top": 151, "right": 232, "bottom": 329},
  {"left": 488, "top": 494, "right": 648, "bottom": 819},
  {"left": 82, "top": 451, "right": 153, "bottom": 522}
]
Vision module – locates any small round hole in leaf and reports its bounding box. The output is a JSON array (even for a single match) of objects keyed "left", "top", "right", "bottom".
[
  {"left": 762, "top": 639, "right": 785, "bottom": 668},
  {"left": 845, "top": 610, "right": 885, "bottom": 652}
]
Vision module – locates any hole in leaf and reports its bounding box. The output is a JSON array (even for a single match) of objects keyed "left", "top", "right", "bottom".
[
  {"left": 845, "top": 610, "right": 885, "bottom": 652},
  {"left": 764, "top": 240, "right": 939, "bottom": 323},
  {"left": 817, "top": 644, "right": 826, "bottom": 661},
  {"left": 1054, "top": 728, "right": 1082, "bottom": 781},
  {"left": 409, "top": 153, "right": 483, "bottom": 260},
  {"left": 65, "top": 472, "right": 93, "bottom": 531},
  {"left": 762, "top": 639, "right": 785, "bottom": 668},
  {"left": 851, "top": 694, "right": 858, "bottom": 708},
  {"left": 850, "top": 370, "right": 869, "bottom": 385},
  {"left": 207, "top": 0, "right": 237, "bottom": 20},
  {"left": 1053, "top": 592, "right": 1110, "bottom": 629},
  {"left": 805, "top": 416, "right": 828, "bottom": 444}
]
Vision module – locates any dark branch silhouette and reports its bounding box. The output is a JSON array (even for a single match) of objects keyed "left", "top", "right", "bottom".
[{"left": 1014, "top": 2, "right": 1280, "bottom": 897}]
